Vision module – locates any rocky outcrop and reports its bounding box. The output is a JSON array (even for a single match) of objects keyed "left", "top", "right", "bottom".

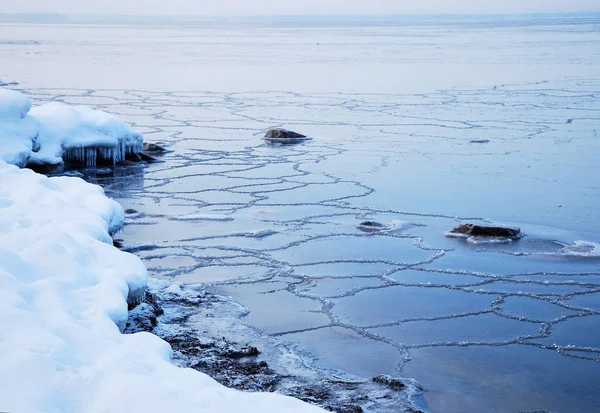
[
  {"left": 264, "top": 128, "right": 308, "bottom": 140},
  {"left": 446, "top": 223, "right": 521, "bottom": 238}
]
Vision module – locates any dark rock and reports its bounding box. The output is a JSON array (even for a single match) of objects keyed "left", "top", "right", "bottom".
[
  {"left": 447, "top": 223, "right": 521, "bottom": 238},
  {"left": 26, "top": 161, "right": 65, "bottom": 175},
  {"left": 124, "top": 208, "right": 138, "bottom": 214},
  {"left": 264, "top": 128, "right": 307, "bottom": 140},
  {"left": 470, "top": 139, "right": 490, "bottom": 143},
  {"left": 357, "top": 221, "right": 386, "bottom": 232},
  {"left": 143, "top": 142, "right": 169, "bottom": 153},
  {"left": 117, "top": 160, "right": 137, "bottom": 166},
  {"left": 139, "top": 152, "right": 160, "bottom": 162},
  {"left": 359, "top": 221, "right": 384, "bottom": 228},
  {"left": 124, "top": 291, "right": 164, "bottom": 332},
  {"left": 113, "top": 239, "right": 124, "bottom": 248},
  {"left": 126, "top": 152, "right": 143, "bottom": 162},
  {"left": 372, "top": 375, "right": 406, "bottom": 390},
  {"left": 566, "top": 118, "right": 573, "bottom": 124}
]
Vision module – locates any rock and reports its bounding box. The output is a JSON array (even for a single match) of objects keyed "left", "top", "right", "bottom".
[
  {"left": 566, "top": 118, "right": 573, "bottom": 124},
  {"left": 139, "top": 152, "right": 160, "bottom": 162},
  {"left": 26, "top": 161, "right": 65, "bottom": 175},
  {"left": 126, "top": 152, "right": 143, "bottom": 162},
  {"left": 142, "top": 142, "right": 169, "bottom": 153},
  {"left": 372, "top": 375, "right": 405, "bottom": 390},
  {"left": 264, "top": 128, "right": 307, "bottom": 140},
  {"left": 446, "top": 223, "right": 521, "bottom": 238},
  {"left": 124, "top": 208, "right": 138, "bottom": 214},
  {"left": 223, "top": 345, "right": 260, "bottom": 359},
  {"left": 357, "top": 221, "right": 385, "bottom": 232},
  {"left": 470, "top": 139, "right": 490, "bottom": 144},
  {"left": 117, "top": 160, "right": 137, "bottom": 166}
]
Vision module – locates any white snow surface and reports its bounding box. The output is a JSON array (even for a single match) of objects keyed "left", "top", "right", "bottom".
[
  {"left": 0, "top": 160, "right": 323, "bottom": 413},
  {"left": 0, "top": 89, "right": 143, "bottom": 167},
  {"left": 30, "top": 102, "right": 143, "bottom": 166},
  {"left": 0, "top": 89, "right": 38, "bottom": 167}
]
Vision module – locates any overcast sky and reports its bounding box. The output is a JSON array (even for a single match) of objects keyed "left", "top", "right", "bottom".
[{"left": 3, "top": 0, "right": 600, "bottom": 15}]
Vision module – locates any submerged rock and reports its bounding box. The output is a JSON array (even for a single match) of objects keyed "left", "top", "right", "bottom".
[
  {"left": 446, "top": 223, "right": 521, "bottom": 238},
  {"left": 357, "top": 221, "right": 386, "bottom": 232}
]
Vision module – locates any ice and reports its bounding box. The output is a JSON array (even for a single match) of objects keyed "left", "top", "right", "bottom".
[
  {"left": 465, "top": 235, "right": 517, "bottom": 245},
  {"left": 173, "top": 213, "right": 234, "bottom": 221},
  {"left": 3, "top": 15, "right": 600, "bottom": 413},
  {"left": 554, "top": 241, "right": 600, "bottom": 258}
]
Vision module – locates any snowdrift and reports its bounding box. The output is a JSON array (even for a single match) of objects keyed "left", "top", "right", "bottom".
[
  {"left": 0, "top": 89, "right": 143, "bottom": 170},
  {"left": 0, "top": 89, "right": 39, "bottom": 167}
]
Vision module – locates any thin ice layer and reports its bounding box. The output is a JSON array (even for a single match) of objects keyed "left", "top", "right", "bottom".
[{"left": 0, "top": 160, "right": 322, "bottom": 413}]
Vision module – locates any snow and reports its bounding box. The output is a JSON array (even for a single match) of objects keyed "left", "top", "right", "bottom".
[
  {"left": 0, "top": 89, "right": 143, "bottom": 168},
  {"left": 0, "top": 89, "right": 38, "bottom": 167},
  {"left": 0, "top": 160, "right": 322, "bottom": 412},
  {"left": 0, "top": 93, "right": 322, "bottom": 412},
  {"left": 30, "top": 102, "right": 143, "bottom": 167}
]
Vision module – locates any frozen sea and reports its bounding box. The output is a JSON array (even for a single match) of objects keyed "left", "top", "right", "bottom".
[{"left": 2, "top": 15, "right": 600, "bottom": 412}]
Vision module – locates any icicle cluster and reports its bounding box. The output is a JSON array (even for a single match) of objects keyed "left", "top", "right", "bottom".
[{"left": 62, "top": 136, "right": 143, "bottom": 169}]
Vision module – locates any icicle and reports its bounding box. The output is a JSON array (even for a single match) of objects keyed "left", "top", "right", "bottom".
[{"left": 85, "top": 147, "right": 97, "bottom": 168}]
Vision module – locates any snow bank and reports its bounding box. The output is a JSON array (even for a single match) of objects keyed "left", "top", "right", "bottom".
[
  {"left": 0, "top": 89, "right": 39, "bottom": 167},
  {"left": 0, "top": 160, "right": 322, "bottom": 413},
  {"left": 30, "top": 102, "right": 143, "bottom": 167},
  {"left": 0, "top": 88, "right": 143, "bottom": 169}
]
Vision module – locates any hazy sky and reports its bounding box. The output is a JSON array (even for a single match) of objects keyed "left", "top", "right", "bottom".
[{"left": 3, "top": 0, "right": 600, "bottom": 15}]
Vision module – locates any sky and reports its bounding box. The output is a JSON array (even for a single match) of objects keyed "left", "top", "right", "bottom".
[{"left": 2, "top": 0, "right": 599, "bottom": 16}]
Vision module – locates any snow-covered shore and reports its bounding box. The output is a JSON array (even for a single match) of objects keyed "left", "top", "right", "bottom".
[
  {"left": 0, "top": 89, "right": 143, "bottom": 170},
  {"left": 0, "top": 89, "right": 323, "bottom": 413}
]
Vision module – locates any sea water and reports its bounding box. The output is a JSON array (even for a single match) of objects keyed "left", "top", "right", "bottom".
[{"left": 2, "top": 15, "right": 600, "bottom": 412}]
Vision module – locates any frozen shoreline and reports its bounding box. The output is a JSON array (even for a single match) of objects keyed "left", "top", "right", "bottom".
[
  {"left": 0, "top": 91, "right": 325, "bottom": 413},
  {"left": 125, "top": 278, "right": 426, "bottom": 412}
]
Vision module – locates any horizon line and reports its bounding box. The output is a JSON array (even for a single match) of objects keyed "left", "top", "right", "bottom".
[{"left": 1, "top": 11, "right": 600, "bottom": 19}]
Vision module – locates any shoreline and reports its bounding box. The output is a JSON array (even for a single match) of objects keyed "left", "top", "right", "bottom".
[{"left": 125, "top": 277, "right": 427, "bottom": 413}]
